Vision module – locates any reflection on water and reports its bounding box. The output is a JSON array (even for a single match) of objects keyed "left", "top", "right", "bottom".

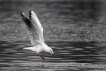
[{"left": 0, "top": 41, "right": 106, "bottom": 71}]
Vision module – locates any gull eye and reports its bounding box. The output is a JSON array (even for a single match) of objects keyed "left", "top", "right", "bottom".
[{"left": 50, "top": 50, "right": 52, "bottom": 52}]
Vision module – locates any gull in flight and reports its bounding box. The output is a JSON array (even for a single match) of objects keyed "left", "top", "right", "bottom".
[{"left": 21, "top": 10, "right": 54, "bottom": 60}]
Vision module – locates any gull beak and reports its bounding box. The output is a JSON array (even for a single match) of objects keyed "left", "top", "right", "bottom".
[{"left": 52, "top": 53, "right": 54, "bottom": 56}]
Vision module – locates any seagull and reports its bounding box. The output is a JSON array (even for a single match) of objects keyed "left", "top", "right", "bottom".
[{"left": 21, "top": 10, "right": 54, "bottom": 60}]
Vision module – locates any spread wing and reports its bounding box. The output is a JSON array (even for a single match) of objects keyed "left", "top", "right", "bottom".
[
  {"left": 21, "top": 11, "right": 43, "bottom": 45},
  {"left": 29, "top": 10, "right": 44, "bottom": 43}
]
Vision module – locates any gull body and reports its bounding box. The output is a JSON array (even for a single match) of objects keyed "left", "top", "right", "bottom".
[
  {"left": 21, "top": 10, "right": 54, "bottom": 60},
  {"left": 24, "top": 42, "right": 52, "bottom": 54}
]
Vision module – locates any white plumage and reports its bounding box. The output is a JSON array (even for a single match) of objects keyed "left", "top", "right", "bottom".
[{"left": 21, "top": 10, "right": 54, "bottom": 60}]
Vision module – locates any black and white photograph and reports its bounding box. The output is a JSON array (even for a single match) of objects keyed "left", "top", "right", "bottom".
[{"left": 0, "top": 0, "right": 106, "bottom": 71}]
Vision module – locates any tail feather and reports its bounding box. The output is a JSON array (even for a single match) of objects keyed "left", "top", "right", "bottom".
[{"left": 23, "top": 47, "right": 32, "bottom": 50}]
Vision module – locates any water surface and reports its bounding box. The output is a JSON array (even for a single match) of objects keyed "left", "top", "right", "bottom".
[{"left": 0, "top": 41, "right": 106, "bottom": 71}]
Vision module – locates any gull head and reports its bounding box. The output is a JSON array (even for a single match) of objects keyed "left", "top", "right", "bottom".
[
  {"left": 42, "top": 44, "right": 54, "bottom": 56},
  {"left": 48, "top": 47, "right": 54, "bottom": 56}
]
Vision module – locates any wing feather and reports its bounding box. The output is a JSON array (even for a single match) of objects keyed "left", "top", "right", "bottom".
[
  {"left": 21, "top": 11, "right": 41, "bottom": 45},
  {"left": 29, "top": 11, "right": 44, "bottom": 43}
]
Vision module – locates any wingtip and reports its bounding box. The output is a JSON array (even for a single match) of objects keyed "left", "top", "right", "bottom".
[
  {"left": 29, "top": 10, "right": 33, "bottom": 13},
  {"left": 20, "top": 11, "right": 23, "bottom": 14},
  {"left": 29, "top": 10, "right": 35, "bottom": 14},
  {"left": 20, "top": 11, "right": 27, "bottom": 18},
  {"left": 29, "top": 10, "right": 32, "bottom": 19},
  {"left": 20, "top": 11, "right": 24, "bottom": 17}
]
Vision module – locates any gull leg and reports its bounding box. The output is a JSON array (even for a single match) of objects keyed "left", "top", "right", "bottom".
[{"left": 37, "top": 54, "right": 45, "bottom": 60}]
